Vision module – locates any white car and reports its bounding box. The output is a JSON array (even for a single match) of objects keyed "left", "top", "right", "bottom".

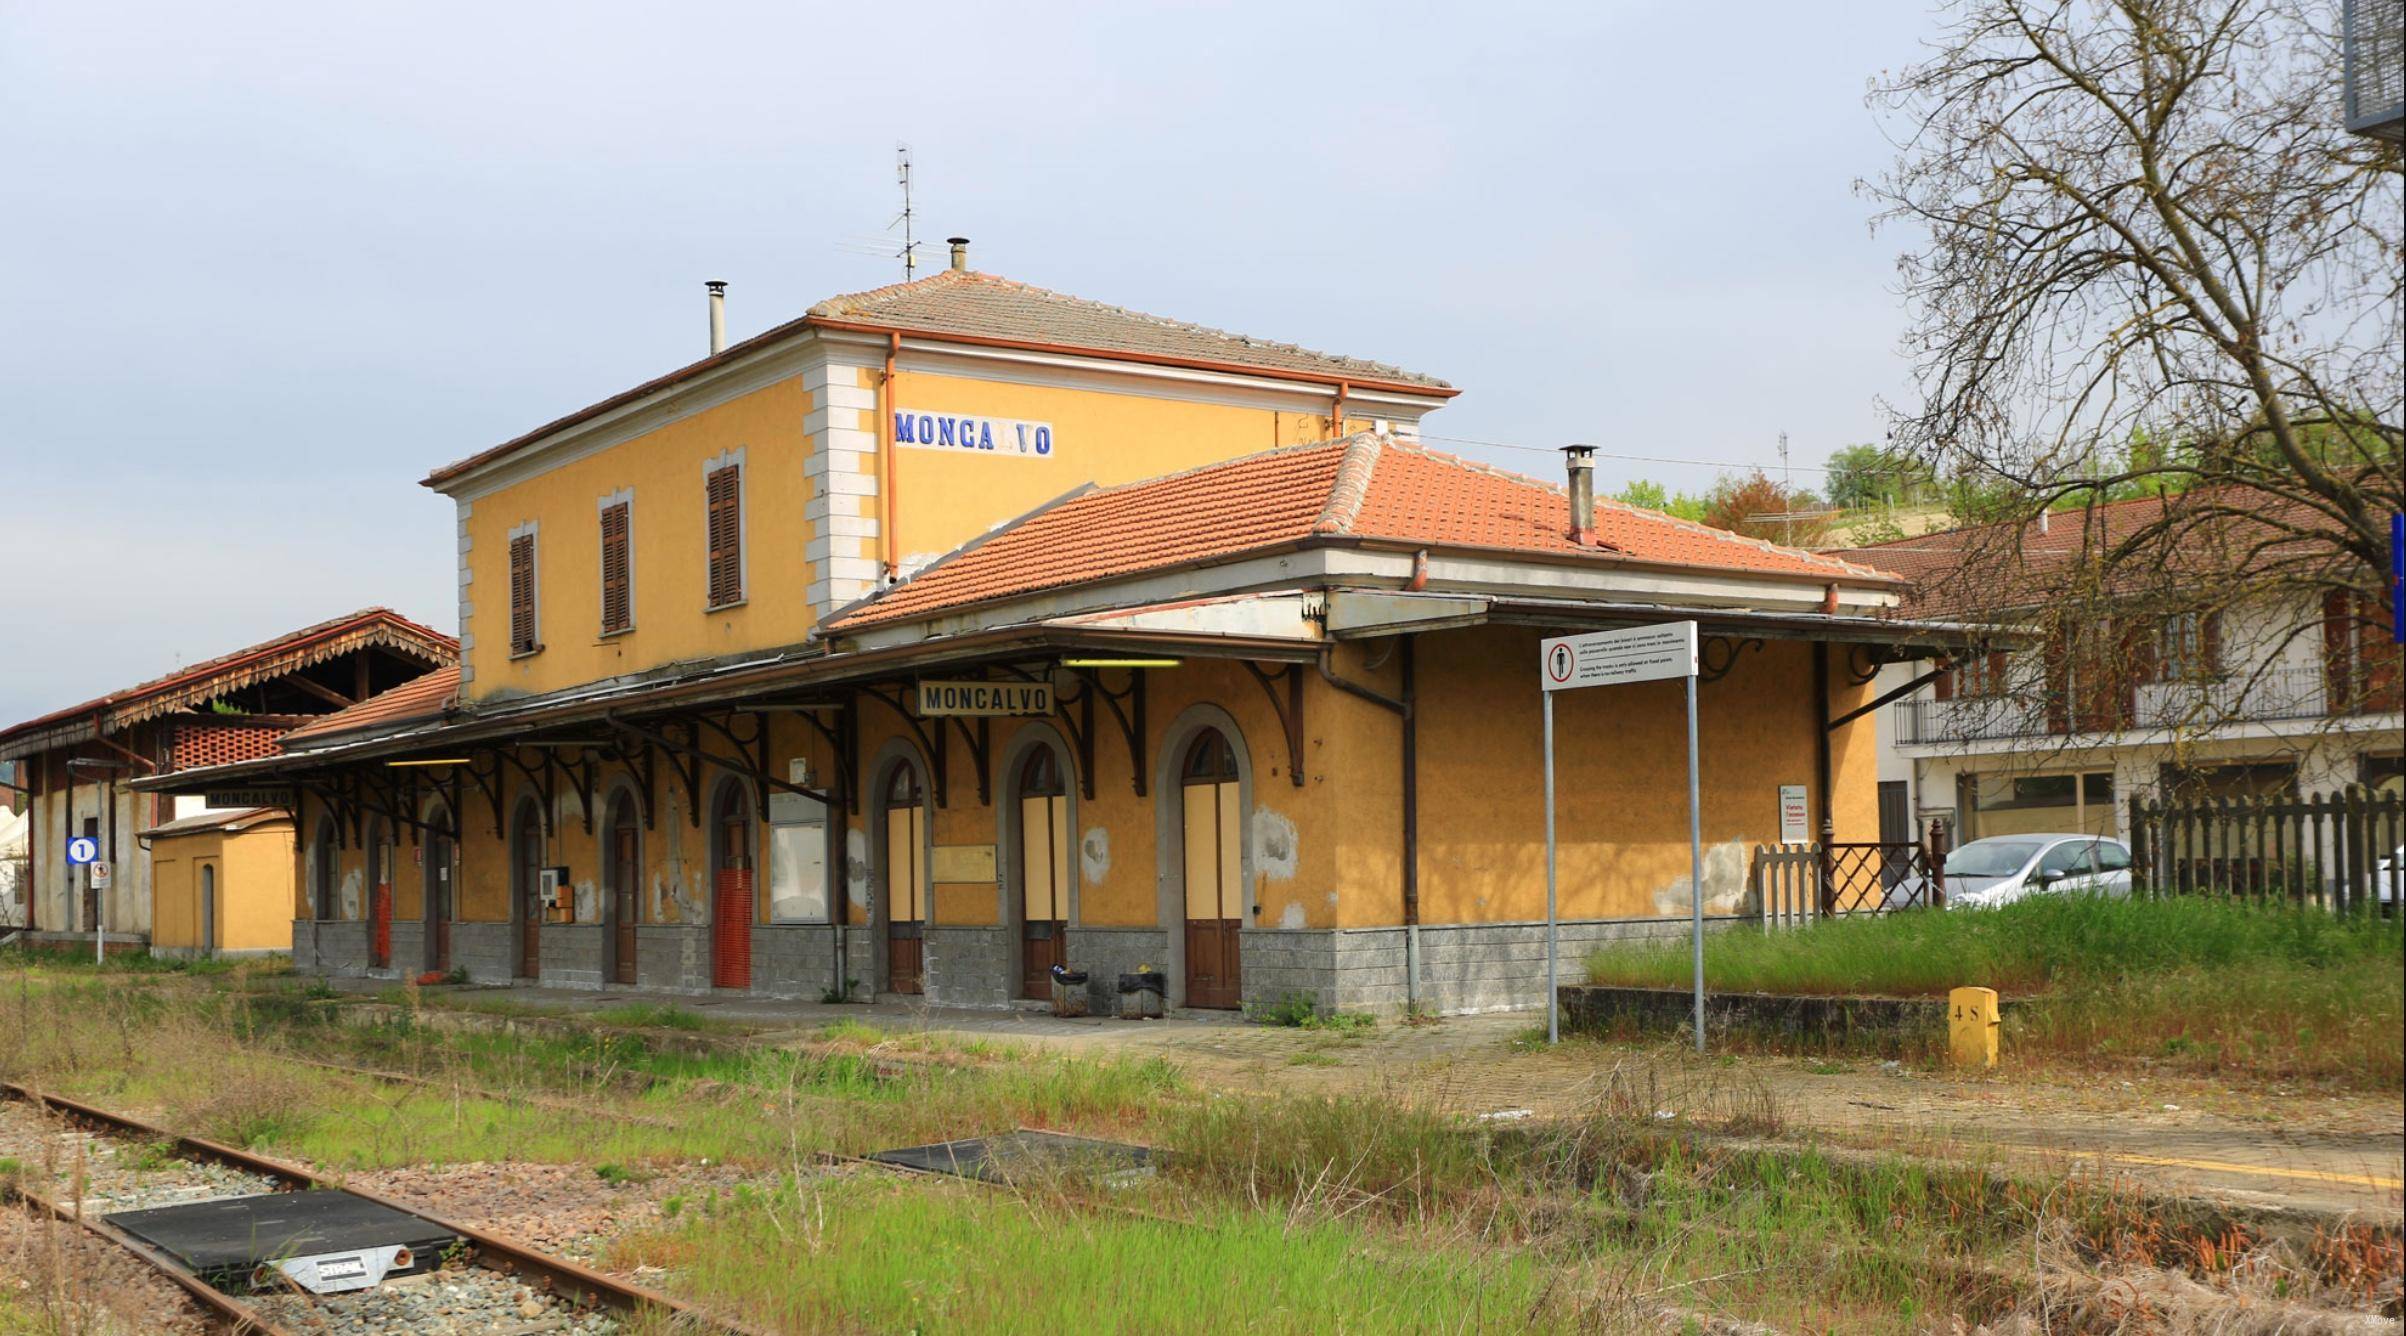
[{"left": 1884, "top": 834, "right": 2135, "bottom": 911}]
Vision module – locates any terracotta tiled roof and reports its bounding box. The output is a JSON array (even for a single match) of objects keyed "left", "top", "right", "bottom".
[
  {"left": 424, "top": 269, "right": 1451, "bottom": 489},
  {"left": 1826, "top": 487, "right": 2355, "bottom": 617},
  {"left": 809, "top": 270, "right": 1449, "bottom": 389},
  {"left": 283, "top": 666, "right": 460, "bottom": 746},
  {"left": 0, "top": 609, "right": 458, "bottom": 753},
  {"left": 165, "top": 719, "right": 295, "bottom": 770},
  {"left": 829, "top": 435, "right": 1892, "bottom": 631}
]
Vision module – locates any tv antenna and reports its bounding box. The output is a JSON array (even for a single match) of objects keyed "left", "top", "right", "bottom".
[{"left": 891, "top": 145, "right": 923, "bottom": 281}]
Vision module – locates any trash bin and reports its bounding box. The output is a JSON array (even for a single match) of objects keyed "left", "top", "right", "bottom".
[
  {"left": 1117, "top": 969, "right": 1166, "bottom": 1020},
  {"left": 1048, "top": 965, "right": 1090, "bottom": 1017}
]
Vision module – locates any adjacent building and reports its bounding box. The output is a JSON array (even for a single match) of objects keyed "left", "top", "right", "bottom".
[
  {"left": 1836, "top": 496, "right": 2403, "bottom": 848},
  {"left": 0, "top": 610, "right": 457, "bottom": 951},
  {"left": 143, "top": 260, "right": 1971, "bottom": 1012}
]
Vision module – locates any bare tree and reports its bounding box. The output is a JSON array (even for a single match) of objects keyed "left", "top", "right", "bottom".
[{"left": 1866, "top": 0, "right": 2402, "bottom": 613}]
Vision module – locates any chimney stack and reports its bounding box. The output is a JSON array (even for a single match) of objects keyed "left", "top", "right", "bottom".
[
  {"left": 1563, "top": 444, "right": 1598, "bottom": 546},
  {"left": 947, "top": 237, "right": 970, "bottom": 272},
  {"left": 706, "top": 281, "right": 728, "bottom": 355}
]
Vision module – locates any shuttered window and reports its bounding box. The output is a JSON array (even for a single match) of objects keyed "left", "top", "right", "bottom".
[
  {"left": 599, "top": 501, "right": 632, "bottom": 634},
  {"left": 508, "top": 532, "right": 539, "bottom": 655},
  {"left": 705, "top": 463, "right": 743, "bottom": 609}
]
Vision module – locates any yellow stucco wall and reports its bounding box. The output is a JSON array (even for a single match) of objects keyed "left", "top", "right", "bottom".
[
  {"left": 462, "top": 380, "right": 815, "bottom": 701},
  {"left": 882, "top": 368, "right": 1343, "bottom": 569},
  {"left": 150, "top": 820, "right": 295, "bottom": 953},
  {"left": 458, "top": 361, "right": 1363, "bottom": 706},
  {"left": 309, "top": 627, "right": 1878, "bottom": 963}
]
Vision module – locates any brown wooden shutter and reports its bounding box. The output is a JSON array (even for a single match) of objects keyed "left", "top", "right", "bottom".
[
  {"left": 706, "top": 464, "right": 742, "bottom": 608},
  {"left": 2322, "top": 589, "right": 2352, "bottom": 710},
  {"left": 509, "top": 533, "right": 537, "bottom": 654},
  {"left": 599, "top": 502, "right": 631, "bottom": 634}
]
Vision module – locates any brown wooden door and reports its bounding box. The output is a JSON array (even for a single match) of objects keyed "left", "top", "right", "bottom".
[
  {"left": 1018, "top": 750, "right": 1070, "bottom": 999},
  {"left": 367, "top": 829, "right": 392, "bottom": 970},
  {"left": 425, "top": 826, "right": 453, "bottom": 973},
  {"left": 712, "top": 791, "right": 752, "bottom": 990},
  {"left": 884, "top": 765, "right": 927, "bottom": 995},
  {"left": 1180, "top": 731, "right": 1244, "bottom": 1010},
  {"left": 611, "top": 821, "right": 639, "bottom": 986},
  {"left": 514, "top": 808, "right": 543, "bottom": 978}
]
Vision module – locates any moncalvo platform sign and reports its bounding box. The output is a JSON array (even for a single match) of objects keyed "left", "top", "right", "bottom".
[
  {"left": 894, "top": 410, "right": 1055, "bottom": 458},
  {"left": 916, "top": 680, "right": 1055, "bottom": 717}
]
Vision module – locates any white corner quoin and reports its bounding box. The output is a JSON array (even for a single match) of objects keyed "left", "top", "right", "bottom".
[{"left": 1538, "top": 621, "right": 1706, "bottom": 1051}]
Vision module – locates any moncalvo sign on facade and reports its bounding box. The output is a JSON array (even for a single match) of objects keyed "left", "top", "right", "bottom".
[
  {"left": 894, "top": 410, "right": 1055, "bottom": 458},
  {"left": 915, "top": 680, "right": 1055, "bottom": 717}
]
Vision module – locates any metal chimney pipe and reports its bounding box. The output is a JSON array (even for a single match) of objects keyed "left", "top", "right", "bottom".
[
  {"left": 706, "top": 281, "right": 727, "bottom": 355},
  {"left": 1563, "top": 444, "right": 1598, "bottom": 545},
  {"left": 947, "top": 237, "right": 970, "bottom": 272}
]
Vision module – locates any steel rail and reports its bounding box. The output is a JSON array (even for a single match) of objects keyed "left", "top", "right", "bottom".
[
  {"left": 1, "top": 1081, "right": 759, "bottom": 1334},
  {"left": 1, "top": 1175, "right": 287, "bottom": 1334}
]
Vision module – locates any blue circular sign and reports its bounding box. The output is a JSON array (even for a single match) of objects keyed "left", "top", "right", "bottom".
[{"left": 66, "top": 836, "right": 99, "bottom": 865}]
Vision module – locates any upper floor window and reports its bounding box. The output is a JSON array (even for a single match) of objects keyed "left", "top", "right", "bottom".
[
  {"left": 1937, "top": 650, "right": 2007, "bottom": 700},
  {"left": 705, "top": 459, "right": 744, "bottom": 610},
  {"left": 2155, "top": 612, "right": 2220, "bottom": 681},
  {"left": 599, "top": 496, "right": 633, "bottom": 636},
  {"left": 507, "top": 524, "right": 541, "bottom": 656}
]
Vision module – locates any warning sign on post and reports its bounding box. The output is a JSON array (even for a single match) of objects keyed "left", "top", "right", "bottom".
[{"left": 1540, "top": 623, "right": 1699, "bottom": 692}]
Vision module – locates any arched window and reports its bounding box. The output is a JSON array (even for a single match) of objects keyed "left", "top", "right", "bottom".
[
  {"left": 511, "top": 797, "right": 545, "bottom": 978},
  {"left": 1015, "top": 747, "right": 1071, "bottom": 998},
  {"left": 882, "top": 762, "right": 928, "bottom": 994},
  {"left": 604, "top": 790, "right": 641, "bottom": 985},
  {"left": 1179, "top": 728, "right": 1244, "bottom": 1010}
]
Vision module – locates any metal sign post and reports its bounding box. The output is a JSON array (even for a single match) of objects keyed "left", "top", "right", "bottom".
[
  {"left": 1540, "top": 621, "right": 1707, "bottom": 1051},
  {"left": 66, "top": 836, "right": 101, "bottom": 964}
]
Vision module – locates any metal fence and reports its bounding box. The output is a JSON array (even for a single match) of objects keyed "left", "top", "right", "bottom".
[
  {"left": 2128, "top": 785, "right": 2405, "bottom": 912},
  {"left": 1752, "top": 838, "right": 1944, "bottom": 929}
]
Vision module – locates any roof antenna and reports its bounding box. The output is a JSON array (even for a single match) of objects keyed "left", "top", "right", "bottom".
[{"left": 891, "top": 145, "right": 922, "bottom": 281}]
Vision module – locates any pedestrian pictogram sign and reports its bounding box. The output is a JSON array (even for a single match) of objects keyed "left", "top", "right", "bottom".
[
  {"left": 89, "top": 861, "right": 111, "bottom": 890},
  {"left": 66, "top": 836, "right": 99, "bottom": 865}
]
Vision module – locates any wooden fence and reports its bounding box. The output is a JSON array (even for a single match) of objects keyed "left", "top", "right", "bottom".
[
  {"left": 2128, "top": 785, "right": 2404, "bottom": 913},
  {"left": 1752, "top": 839, "right": 1944, "bottom": 929}
]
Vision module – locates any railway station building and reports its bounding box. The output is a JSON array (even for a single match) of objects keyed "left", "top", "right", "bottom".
[{"left": 142, "top": 255, "right": 1973, "bottom": 1012}]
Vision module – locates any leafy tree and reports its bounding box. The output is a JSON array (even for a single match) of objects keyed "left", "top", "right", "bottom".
[
  {"left": 1701, "top": 472, "right": 1832, "bottom": 545},
  {"left": 1613, "top": 479, "right": 1708, "bottom": 523},
  {"left": 1825, "top": 444, "right": 1937, "bottom": 509}
]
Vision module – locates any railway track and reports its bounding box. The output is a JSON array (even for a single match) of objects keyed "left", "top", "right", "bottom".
[{"left": 0, "top": 1081, "right": 754, "bottom": 1335}]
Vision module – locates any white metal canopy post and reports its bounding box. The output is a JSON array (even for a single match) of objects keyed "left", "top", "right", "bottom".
[{"left": 1540, "top": 621, "right": 1706, "bottom": 1051}]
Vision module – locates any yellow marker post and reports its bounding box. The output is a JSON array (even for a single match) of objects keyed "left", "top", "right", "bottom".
[{"left": 1949, "top": 986, "right": 2000, "bottom": 1070}]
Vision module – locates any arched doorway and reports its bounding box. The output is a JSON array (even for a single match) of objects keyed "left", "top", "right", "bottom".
[
  {"left": 1015, "top": 748, "right": 1070, "bottom": 998},
  {"left": 511, "top": 799, "right": 545, "bottom": 978},
  {"left": 710, "top": 781, "right": 754, "bottom": 990},
  {"left": 1179, "top": 729, "right": 1245, "bottom": 1009},
  {"left": 310, "top": 818, "right": 336, "bottom": 920},
  {"left": 366, "top": 819, "right": 393, "bottom": 970},
  {"left": 881, "top": 762, "right": 928, "bottom": 995},
  {"left": 423, "top": 805, "right": 454, "bottom": 974},
  {"left": 605, "top": 791, "right": 641, "bottom": 986}
]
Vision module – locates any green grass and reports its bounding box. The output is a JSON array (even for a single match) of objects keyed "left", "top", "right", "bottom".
[
  {"left": 1584, "top": 895, "right": 2401, "bottom": 998},
  {"left": 615, "top": 1174, "right": 1570, "bottom": 1335},
  {"left": 1582, "top": 896, "right": 2405, "bottom": 1085},
  {"left": 590, "top": 1002, "right": 729, "bottom": 1032}
]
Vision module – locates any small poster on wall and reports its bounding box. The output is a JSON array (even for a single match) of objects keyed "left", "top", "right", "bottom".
[{"left": 1778, "top": 785, "right": 1810, "bottom": 845}]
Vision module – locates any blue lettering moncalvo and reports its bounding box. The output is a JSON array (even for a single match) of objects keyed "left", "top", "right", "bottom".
[
  {"left": 894, "top": 413, "right": 915, "bottom": 444},
  {"left": 936, "top": 418, "right": 956, "bottom": 447},
  {"left": 1035, "top": 426, "right": 1052, "bottom": 455},
  {"left": 917, "top": 415, "right": 934, "bottom": 443},
  {"left": 978, "top": 422, "right": 995, "bottom": 450}
]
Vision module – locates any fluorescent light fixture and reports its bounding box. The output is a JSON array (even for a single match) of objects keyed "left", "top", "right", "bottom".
[
  {"left": 387, "top": 758, "right": 472, "bottom": 768},
  {"left": 1061, "top": 658, "right": 1183, "bottom": 669}
]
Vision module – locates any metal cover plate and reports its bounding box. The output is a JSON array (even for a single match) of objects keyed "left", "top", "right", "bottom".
[
  {"left": 103, "top": 1190, "right": 459, "bottom": 1287},
  {"left": 870, "top": 1130, "right": 1152, "bottom": 1183}
]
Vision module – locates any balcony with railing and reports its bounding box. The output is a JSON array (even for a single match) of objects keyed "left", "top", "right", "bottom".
[{"left": 1893, "top": 664, "right": 2385, "bottom": 747}]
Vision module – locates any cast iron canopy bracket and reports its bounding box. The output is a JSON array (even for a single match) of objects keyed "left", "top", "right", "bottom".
[{"left": 1240, "top": 661, "right": 1308, "bottom": 788}]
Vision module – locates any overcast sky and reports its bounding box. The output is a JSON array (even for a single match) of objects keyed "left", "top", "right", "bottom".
[{"left": 0, "top": 0, "right": 1939, "bottom": 724}]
